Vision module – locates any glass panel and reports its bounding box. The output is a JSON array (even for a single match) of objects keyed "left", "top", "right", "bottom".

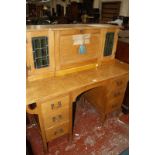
[
  {"left": 41, "top": 48, "right": 47, "bottom": 57},
  {"left": 32, "top": 36, "right": 50, "bottom": 69},
  {"left": 41, "top": 38, "right": 47, "bottom": 48},
  {"left": 103, "top": 32, "right": 114, "bottom": 56},
  {"left": 34, "top": 39, "right": 40, "bottom": 48}
]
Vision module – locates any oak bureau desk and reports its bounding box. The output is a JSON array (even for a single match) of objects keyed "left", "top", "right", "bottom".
[{"left": 26, "top": 24, "right": 129, "bottom": 151}]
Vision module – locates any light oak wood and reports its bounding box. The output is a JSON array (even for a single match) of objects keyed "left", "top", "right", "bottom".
[
  {"left": 101, "top": 28, "right": 119, "bottom": 62},
  {"left": 26, "top": 25, "right": 128, "bottom": 152},
  {"left": 55, "top": 29, "right": 101, "bottom": 71},
  {"left": 42, "top": 107, "right": 69, "bottom": 129},
  {"left": 106, "top": 95, "right": 125, "bottom": 113},
  {"left": 26, "top": 59, "right": 128, "bottom": 105},
  {"left": 45, "top": 121, "right": 69, "bottom": 142},
  {"left": 41, "top": 95, "right": 69, "bottom": 114},
  {"left": 26, "top": 24, "right": 120, "bottom": 81},
  {"left": 26, "top": 30, "right": 55, "bottom": 81},
  {"left": 27, "top": 24, "right": 120, "bottom": 31}
]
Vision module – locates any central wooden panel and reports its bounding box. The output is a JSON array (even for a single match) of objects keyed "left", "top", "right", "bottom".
[{"left": 58, "top": 29, "right": 101, "bottom": 69}]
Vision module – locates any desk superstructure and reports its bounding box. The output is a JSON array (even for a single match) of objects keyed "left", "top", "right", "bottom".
[{"left": 26, "top": 24, "right": 129, "bottom": 151}]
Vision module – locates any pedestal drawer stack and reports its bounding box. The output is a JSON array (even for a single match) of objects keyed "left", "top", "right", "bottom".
[{"left": 41, "top": 95, "right": 70, "bottom": 142}]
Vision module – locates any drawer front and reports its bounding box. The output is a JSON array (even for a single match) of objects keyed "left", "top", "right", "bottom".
[
  {"left": 106, "top": 95, "right": 124, "bottom": 113},
  {"left": 42, "top": 107, "right": 69, "bottom": 128},
  {"left": 111, "top": 75, "right": 128, "bottom": 89},
  {"left": 59, "top": 31, "right": 101, "bottom": 68},
  {"left": 41, "top": 96, "right": 69, "bottom": 115},
  {"left": 45, "top": 122, "right": 69, "bottom": 142}
]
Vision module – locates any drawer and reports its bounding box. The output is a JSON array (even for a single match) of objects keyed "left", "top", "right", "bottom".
[
  {"left": 42, "top": 107, "right": 69, "bottom": 128},
  {"left": 41, "top": 96, "right": 69, "bottom": 115},
  {"left": 111, "top": 75, "right": 128, "bottom": 89},
  {"left": 106, "top": 95, "right": 124, "bottom": 113},
  {"left": 45, "top": 122, "right": 69, "bottom": 142}
]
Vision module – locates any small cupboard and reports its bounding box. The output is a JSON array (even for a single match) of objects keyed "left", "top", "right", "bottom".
[
  {"left": 26, "top": 30, "right": 55, "bottom": 81},
  {"left": 26, "top": 25, "right": 120, "bottom": 81},
  {"left": 101, "top": 28, "right": 119, "bottom": 61}
]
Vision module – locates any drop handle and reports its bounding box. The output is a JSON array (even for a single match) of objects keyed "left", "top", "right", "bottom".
[
  {"left": 116, "top": 80, "right": 123, "bottom": 86},
  {"left": 59, "top": 128, "right": 64, "bottom": 133},
  {"left": 113, "top": 92, "right": 121, "bottom": 97},
  {"left": 58, "top": 115, "right": 62, "bottom": 119},
  {"left": 54, "top": 131, "right": 57, "bottom": 135},
  {"left": 57, "top": 101, "right": 62, "bottom": 108},
  {"left": 112, "top": 104, "right": 118, "bottom": 108},
  {"left": 52, "top": 117, "right": 56, "bottom": 122},
  {"left": 51, "top": 103, "right": 54, "bottom": 109}
]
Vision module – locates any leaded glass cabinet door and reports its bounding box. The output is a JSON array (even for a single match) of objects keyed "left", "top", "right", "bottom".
[
  {"left": 26, "top": 30, "right": 55, "bottom": 80},
  {"left": 102, "top": 29, "right": 119, "bottom": 60}
]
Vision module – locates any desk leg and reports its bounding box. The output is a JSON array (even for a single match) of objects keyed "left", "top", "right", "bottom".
[
  {"left": 101, "top": 113, "right": 107, "bottom": 126},
  {"left": 38, "top": 115, "right": 48, "bottom": 152},
  {"left": 68, "top": 98, "right": 75, "bottom": 143}
]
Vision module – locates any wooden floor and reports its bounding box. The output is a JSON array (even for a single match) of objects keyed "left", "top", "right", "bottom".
[{"left": 27, "top": 99, "right": 129, "bottom": 155}]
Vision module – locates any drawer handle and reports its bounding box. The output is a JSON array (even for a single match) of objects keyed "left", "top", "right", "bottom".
[
  {"left": 113, "top": 92, "right": 121, "bottom": 97},
  {"left": 58, "top": 115, "right": 62, "bottom": 119},
  {"left": 112, "top": 104, "right": 118, "bottom": 108},
  {"left": 51, "top": 103, "right": 54, "bottom": 109},
  {"left": 59, "top": 128, "right": 64, "bottom": 133},
  {"left": 54, "top": 128, "right": 63, "bottom": 135},
  {"left": 52, "top": 117, "right": 56, "bottom": 122},
  {"left": 57, "top": 101, "right": 62, "bottom": 108},
  {"left": 52, "top": 115, "right": 62, "bottom": 122},
  {"left": 116, "top": 80, "right": 123, "bottom": 86}
]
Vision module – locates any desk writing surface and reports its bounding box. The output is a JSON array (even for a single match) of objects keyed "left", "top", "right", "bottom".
[{"left": 26, "top": 59, "right": 128, "bottom": 105}]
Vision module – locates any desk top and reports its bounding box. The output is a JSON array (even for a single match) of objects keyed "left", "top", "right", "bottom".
[{"left": 26, "top": 59, "right": 128, "bottom": 105}]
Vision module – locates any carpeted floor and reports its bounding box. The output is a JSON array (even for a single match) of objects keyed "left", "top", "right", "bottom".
[{"left": 27, "top": 99, "right": 129, "bottom": 155}]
